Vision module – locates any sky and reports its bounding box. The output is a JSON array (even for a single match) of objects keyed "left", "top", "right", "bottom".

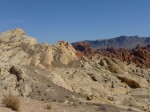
[{"left": 0, "top": 0, "right": 150, "bottom": 44}]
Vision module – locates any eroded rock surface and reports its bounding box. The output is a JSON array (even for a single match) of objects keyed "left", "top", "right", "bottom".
[
  {"left": 0, "top": 29, "right": 150, "bottom": 112},
  {"left": 74, "top": 41, "right": 150, "bottom": 68}
]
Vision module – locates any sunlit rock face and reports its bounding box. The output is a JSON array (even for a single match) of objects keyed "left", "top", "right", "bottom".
[
  {"left": 53, "top": 41, "right": 78, "bottom": 65},
  {"left": 0, "top": 29, "right": 78, "bottom": 68},
  {"left": 0, "top": 29, "right": 149, "bottom": 112}
]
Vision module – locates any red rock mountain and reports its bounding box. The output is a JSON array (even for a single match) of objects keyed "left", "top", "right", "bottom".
[
  {"left": 73, "top": 42, "right": 94, "bottom": 58},
  {"left": 73, "top": 42, "right": 150, "bottom": 68}
]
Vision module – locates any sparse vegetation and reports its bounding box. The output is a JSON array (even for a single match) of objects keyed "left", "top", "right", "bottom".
[
  {"left": 2, "top": 94, "right": 20, "bottom": 111},
  {"left": 45, "top": 103, "right": 52, "bottom": 110}
]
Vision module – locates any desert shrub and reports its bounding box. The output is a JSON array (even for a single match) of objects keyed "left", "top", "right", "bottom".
[
  {"left": 45, "top": 103, "right": 52, "bottom": 110},
  {"left": 2, "top": 94, "right": 20, "bottom": 111}
]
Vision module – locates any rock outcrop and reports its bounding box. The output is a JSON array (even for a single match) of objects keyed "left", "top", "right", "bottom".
[
  {"left": 53, "top": 41, "right": 78, "bottom": 64},
  {"left": 96, "top": 45, "right": 150, "bottom": 68},
  {"left": 73, "top": 42, "right": 94, "bottom": 58},
  {"left": 0, "top": 29, "right": 78, "bottom": 69},
  {"left": 0, "top": 29, "right": 150, "bottom": 112},
  {"left": 73, "top": 41, "right": 150, "bottom": 68}
]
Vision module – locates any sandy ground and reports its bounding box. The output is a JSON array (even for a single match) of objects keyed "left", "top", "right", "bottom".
[
  {"left": 0, "top": 96, "right": 145, "bottom": 112},
  {"left": 0, "top": 96, "right": 100, "bottom": 112}
]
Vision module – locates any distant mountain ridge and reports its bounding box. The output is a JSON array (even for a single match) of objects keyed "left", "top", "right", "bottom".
[{"left": 73, "top": 36, "right": 150, "bottom": 49}]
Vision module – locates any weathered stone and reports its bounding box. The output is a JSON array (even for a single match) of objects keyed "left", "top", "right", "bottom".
[{"left": 9, "top": 66, "right": 25, "bottom": 81}]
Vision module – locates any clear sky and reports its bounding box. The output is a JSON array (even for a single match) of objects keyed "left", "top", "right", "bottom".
[{"left": 0, "top": 0, "right": 150, "bottom": 44}]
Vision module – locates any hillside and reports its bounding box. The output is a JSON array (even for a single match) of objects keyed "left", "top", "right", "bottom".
[
  {"left": 73, "top": 36, "right": 150, "bottom": 49},
  {"left": 0, "top": 29, "right": 149, "bottom": 112},
  {"left": 73, "top": 42, "right": 150, "bottom": 68}
]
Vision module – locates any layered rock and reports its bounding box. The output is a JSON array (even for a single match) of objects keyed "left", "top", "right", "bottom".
[
  {"left": 0, "top": 29, "right": 150, "bottom": 112},
  {"left": 73, "top": 42, "right": 94, "bottom": 58},
  {"left": 53, "top": 41, "right": 78, "bottom": 64},
  {"left": 73, "top": 41, "right": 150, "bottom": 68},
  {"left": 0, "top": 29, "right": 78, "bottom": 69},
  {"left": 51, "top": 57, "right": 150, "bottom": 111},
  {"left": 96, "top": 45, "right": 150, "bottom": 68}
]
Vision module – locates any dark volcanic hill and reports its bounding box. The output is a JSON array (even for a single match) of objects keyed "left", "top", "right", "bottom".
[{"left": 73, "top": 36, "right": 150, "bottom": 49}]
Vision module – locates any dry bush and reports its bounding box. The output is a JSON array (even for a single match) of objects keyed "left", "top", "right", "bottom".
[
  {"left": 2, "top": 94, "right": 20, "bottom": 111},
  {"left": 45, "top": 103, "right": 52, "bottom": 110}
]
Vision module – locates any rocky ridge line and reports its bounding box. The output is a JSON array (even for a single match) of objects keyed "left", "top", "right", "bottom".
[{"left": 73, "top": 42, "right": 150, "bottom": 68}]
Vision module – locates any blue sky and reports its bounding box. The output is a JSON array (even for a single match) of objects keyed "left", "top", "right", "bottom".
[{"left": 0, "top": 0, "right": 150, "bottom": 44}]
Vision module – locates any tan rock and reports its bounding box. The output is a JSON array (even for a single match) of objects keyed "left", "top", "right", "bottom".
[
  {"left": 113, "top": 87, "right": 128, "bottom": 95},
  {"left": 53, "top": 41, "right": 78, "bottom": 64}
]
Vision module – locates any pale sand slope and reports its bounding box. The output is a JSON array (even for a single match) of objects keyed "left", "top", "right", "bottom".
[{"left": 0, "top": 96, "right": 144, "bottom": 112}]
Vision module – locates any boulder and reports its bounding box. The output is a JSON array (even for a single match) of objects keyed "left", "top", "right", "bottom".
[
  {"left": 53, "top": 41, "right": 78, "bottom": 64},
  {"left": 9, "top": 66, "right": 26, "bottom": 81}
]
